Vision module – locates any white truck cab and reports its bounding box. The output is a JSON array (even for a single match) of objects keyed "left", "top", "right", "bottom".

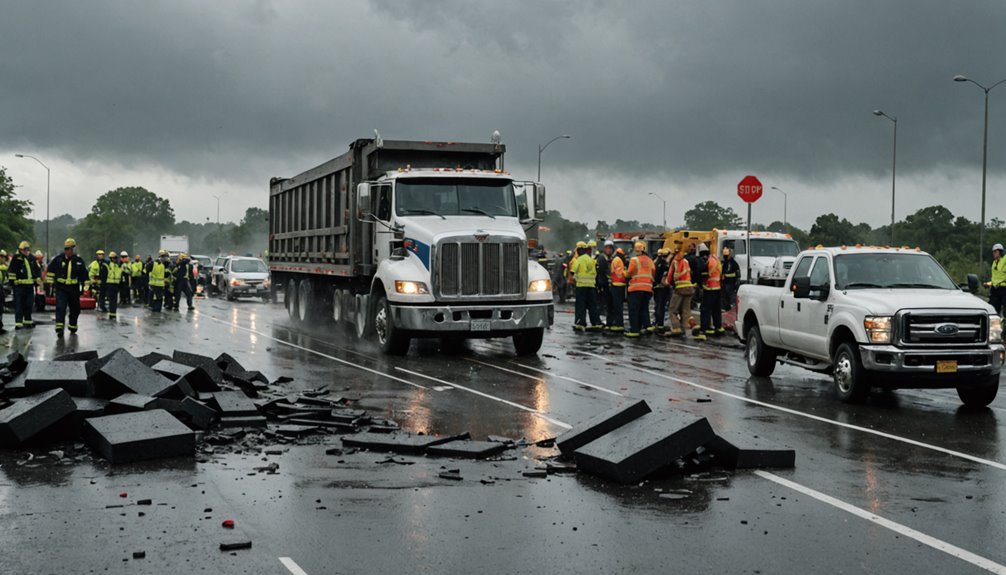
[
  {"left": 715, "top": 229, "right": 800, "bottom": 284},
  {"left": 736, "top": 246, "right": 1005, "bottom": 406}
]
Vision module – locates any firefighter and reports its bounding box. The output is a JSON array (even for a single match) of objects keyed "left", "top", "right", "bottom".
[
  {"left": 624, "top": 241, "right": 654, "bottom": 338},
  {"left": 89, "top": 250, "right": 106, "bottom": 311},
  {"left": 697, "top": 243, "right": 723, "bottom": 338},
  {"left": 119, "top": 250, "right": 132, "bottom": 305},
  {"left": 164, "top": 254, "right": 177, "bottom": 311},
  {"left": 569, "top": 241, "right": 603, "bottom": 331},
  {"left": 33, "top": 250, "right": 46, "bottom": 312},
  {"left": 147, "top": 250, "right": 168, "bottom": 312},
  {"left": 606, "top": 247, "right": 627, "bottom": 332},
  {"left": 666, "top": 248, "right": 695, "bottom": 338},
  {"left": 131, "top": 255, "right": 146, "bottom": 304},
  {"left": 174, "top": 253, "right": 195, "bottom": 311},
  {"left": 721, "top": 247, "right": 740, "bottom": 311},
  {"left": 48, "top": 238, "right": 88, "bottom": 337},
  {"left": 595, "top": 241, "right": 611, "bottom": 318},
  {"left": 99, "top": 251, "right": 122, "bottom": 319},
  {"left": 986, "top": 243, "right": 1006, "bottom": 316},
  {"left": 0, "top": 250, "right": 8, "bottom": 325},
  {"left": 8, "top": 241, "right": 40, "bottom": 329},
  {"left": 652, "top": 248, "right": 671, "bottom": 332}
]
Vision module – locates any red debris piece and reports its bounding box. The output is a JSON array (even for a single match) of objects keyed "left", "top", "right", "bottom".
[
  {"left": 222, "top": 519, "right": 235, "bottom": 529},
  {"left": 119, "top": 492, "right": 127, "bottom": 498}
]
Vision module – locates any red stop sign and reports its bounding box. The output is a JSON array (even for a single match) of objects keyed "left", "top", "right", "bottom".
[{"left": 737, "top": 175, "right": 763, "bottom": 203}]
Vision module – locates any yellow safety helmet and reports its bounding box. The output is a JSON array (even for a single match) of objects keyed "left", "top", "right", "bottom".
[
  {"left": 119, "top": 251, "right": 128, "bottom": 257},
  {"left": 180, "top": 252, "right": 188, "bottom": 258},
  {"left": 158, "top": 249, "right": 168, "bottom": 256},
  {"left": 18, "top": 241, "right": 30, "bottom": 250},
  {"left": 657, "top": 248, "right": 669, "bottom": 256},
  {"left": 575, "top": 241, "right": 587, "bottom": 249},
  {"left": 0, "top": 250, "right": 7, "bottom": 257},
  {"left": 587, "top": 240, "right": 597, "bottom": 248},
  {"left": 96, "top": 249, "right": 105, "bottom": 256},
  {"left": 64, "top": 238, "right": 76, "bottom": 248},
  {"left": 109, "top": 251, "right": 118, "bottom": 258},
  {"left": 34, "top": 250, "right": 42, "bottom": 257},
  {"left": 634, "top": 241, "right": 646, "bottom": 252}
]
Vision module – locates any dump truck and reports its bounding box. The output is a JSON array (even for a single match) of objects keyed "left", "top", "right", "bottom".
[{"left": 268, "top": 137, "right": 554, "bottom": 355}]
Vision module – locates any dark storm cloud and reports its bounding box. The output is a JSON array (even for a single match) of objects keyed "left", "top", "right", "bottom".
[{"left": 2, "top": 0, "right": 1006, "bottom": 219}]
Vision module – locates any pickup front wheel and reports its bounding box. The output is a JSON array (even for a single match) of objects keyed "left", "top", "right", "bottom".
[
  {"left": 833, "top": 342, "right": 870, "bottom": 403},
  {"left": 957, "top": 375, "right": 1000, "bottom": 408},
  {"left": 745, "top": 325, "right": 777, "bottom": 377}
]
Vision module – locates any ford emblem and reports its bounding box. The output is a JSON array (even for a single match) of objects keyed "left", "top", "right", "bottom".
[{"left": 935, "top": 323, "right": 960, "bottom": 335}]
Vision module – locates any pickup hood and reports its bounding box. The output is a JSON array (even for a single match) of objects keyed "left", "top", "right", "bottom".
[
  {"left": 396, "top": 215, "right": 525, "bottom": 244},
  {"left": 843, "top": 289, "right": 995, "bottom": 315}
]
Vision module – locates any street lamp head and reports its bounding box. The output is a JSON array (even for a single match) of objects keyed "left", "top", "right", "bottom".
[
  {"left": 953, "top": 75, "right": 969, "bottom": 82},
  {"left": 561, "top": 135, "right": 571, "bottom": 139},
  {"left": 872, "top": 110, "right": 884, "bottom": 116},
  {"left": 14, "top": 154, "right": 23, "bottom": 158}
]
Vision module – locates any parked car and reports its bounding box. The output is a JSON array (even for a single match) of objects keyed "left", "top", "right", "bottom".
[
  {"left": 210, "top": 255, "right": 230, "bottom": 294},
  {"left": 736, "top": 246, "right": 1003, "bottom": 407},
  {"left": 218, "top": 256, "right": 270, "bottom": 302}
]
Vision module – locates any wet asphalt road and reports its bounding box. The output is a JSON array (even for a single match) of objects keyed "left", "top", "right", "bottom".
[{"left": 1, "top": 296, "right": 1006, "bottom": 574}]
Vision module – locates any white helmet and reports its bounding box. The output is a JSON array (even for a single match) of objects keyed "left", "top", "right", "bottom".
[
  {"left": 604, "top": 240, "right": 614, "bottom": 248},
  {"left": 994, "top": 243, "right": 1004, "bottom": 253}
]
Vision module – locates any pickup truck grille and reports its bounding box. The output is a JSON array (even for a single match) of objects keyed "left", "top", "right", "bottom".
[
  {"left": 900, "top": 312, "right": 986, "bottom": 346},
  {"left": 437, "top": 239, "right": 525, "bottom": 299}
]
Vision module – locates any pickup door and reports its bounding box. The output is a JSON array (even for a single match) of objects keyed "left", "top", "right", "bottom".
[
  {"left": 778, "top": 255, "right": 814, "bottom": 347},
  {"left": 790, "top": 256, "right": 833, "bottom": 359}
]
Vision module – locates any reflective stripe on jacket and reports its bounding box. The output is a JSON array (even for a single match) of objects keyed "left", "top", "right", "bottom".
[
  {"left": 673, "top": 258, "right": 692, "bottom": 289},
  {"left": 570, "top": 254, "right": 597, "bottom": 288},
  {"left": 704, "top": 256, "right": 722, "bottom": 290},
  {"left": 627, "top": 255, "right": 654, "bottom": 293},
  {"left": 149, "top": 262, "right": 166, "bottom": 287}
]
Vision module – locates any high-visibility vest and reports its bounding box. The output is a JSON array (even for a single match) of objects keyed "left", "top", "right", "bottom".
[
  {"left": 89, "top": 260, "right": 101, "bottom": 284},
  {"left": 0, "top": 263, "right": 7, "bottom": 284},
  {"left": 149, "top": 262, "right": 166, "bottom": 287},
  {"left": 673, "top": 258, "right": 692, "bottom": 289},
  {"left": 704, "top": 256, "right": 722, "bottom": 290},
  {"left": 13, "top": 254, "right": 35, "bottom": 285},
  {"left": 131, "top": 261, "right": 144, "bottom": 277},
  {"left": 105, "top": 261, "right": 122, "bottom": 285},
  {"left": 53, "top": 255, "right": 85, "bottom": 287},
  {"left": 993, "top": 258, "right": 1006, "bottom": 288},
  {"left": 627, "top": 255, "right": 654, "bottom": 293},
  {"left": 570, "top": 254, "right": 597, "bottom": 288},
  {"left": 121, "top": 262, "right": 132, "bottom": 277},
  {"left": 610, "top": 256, "right": 626, "bottom": 286}
]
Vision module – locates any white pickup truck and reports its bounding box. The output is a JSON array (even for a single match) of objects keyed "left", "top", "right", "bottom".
[{"left": 736, "top": 246, "right": 1005, "bottom": 406}]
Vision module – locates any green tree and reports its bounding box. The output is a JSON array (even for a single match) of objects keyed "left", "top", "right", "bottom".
[
  {"left": 73, "top": 187, "right": 175, "bottom": 258},
  {"left": 0, "top": 166, "right": 35, "bottom": 252},
  {"left": 684, "top": 201, "right": 743, "bottom": 230},
  {"left": 809, "top": 213, "right": 862, "bottom": 246},
  {"left": 230, "top": 207, "right": 269, "bottom": 254},
  {"left": 33, "top": 214, "right": 77, "bottom": 255}
]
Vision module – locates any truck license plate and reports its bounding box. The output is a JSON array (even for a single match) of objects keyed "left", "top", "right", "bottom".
[
  {"left": 936, "top": 360, "right": 958, "bottom": 374},
  {"left": 470, "top": 320, "right": 492, "bottom": 332}
]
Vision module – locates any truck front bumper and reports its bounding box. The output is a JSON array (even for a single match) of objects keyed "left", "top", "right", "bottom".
[
  {"left": 860, "top": 344, "right": 1006, "bottom": 375},
  {"left": 390, "top": 302, "right": 554, "bottom": 335}
]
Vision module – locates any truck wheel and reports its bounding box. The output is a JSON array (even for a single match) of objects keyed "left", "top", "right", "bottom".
[
  {"left": 373, "top": 294, "right": 410, "bottom": 355},
  {"left": 957, "top": 375, "right": 1000, "bottom": 407},
  {"left": 512, "top": 328, "right": 544, "bottom": 356},
  {"left": 286, "top": 279, "right": 299, "bottom": 323},
  {"left": 833, "top": 342, "right": 871, "bottom": 403},
  {"left": 745, "top": 325, "right": 777, "bottom": 377},
  {"left": 297, "top": 280, "right": 313, "bottom": 324}
]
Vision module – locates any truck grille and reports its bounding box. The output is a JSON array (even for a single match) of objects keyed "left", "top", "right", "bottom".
[
  {"left": 438, "top": 239, "right": 525, "bottom": 299},
  {"left": 900, "top": 312, "right": 986, "bottom": 346}
]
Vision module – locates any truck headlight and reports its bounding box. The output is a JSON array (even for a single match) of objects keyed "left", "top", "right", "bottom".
[
  {"left": 528, "top": 279, "right": 552, "bottom": 293},
  {"left": 990, "top": 315, "right": 1003, "bottom": 343},
  {"left": 864, "top": 316, "right": 893, "bottom": 344},
  {"left": 395, "top": 280, "right": 429, "bottom": 295}
]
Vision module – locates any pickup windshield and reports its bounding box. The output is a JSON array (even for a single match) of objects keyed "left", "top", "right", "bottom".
[
  {"left": 833, "top": 253, "right": 957, "bottom": 290},
  {"left": 396, "top": 177, "right": 517, "bottom": 217}
]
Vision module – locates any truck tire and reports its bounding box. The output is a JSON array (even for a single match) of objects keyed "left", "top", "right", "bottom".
[
  {"left": 833, "top": 342, "right": 871, "bottom": 403},
  {"left": 512, "top": 328, "right": 545, "bottom": 356},
  {"left": 286, "top": 279, "right": 299, "bottom": 323},
  {"left": 297, "top": 279, "right": 313, "bottom": 324},
  {"left": 373, "top": 294, "right": 410, "bottom": 355},
  {"left": 745, "top": 324, "right": 777, "bottom": 377},
  {"left": 957, "top": 375, "right": 1000, "bottom": 407}
]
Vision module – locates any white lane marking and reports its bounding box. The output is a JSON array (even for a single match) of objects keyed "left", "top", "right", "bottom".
[
  {"left": 197, "top": 312, "right": 427, "bottom": 390},
  {"left": 505, "top": 360, "right": 624, "bottom": 397},
  {"left": 279, "top": 557, "right": 309, "bottom": 575},
  {"left": 394, "top": 366, "right": 572, "bottom": 429},
  {"left": 578, "top": 350, "right": 1006, "bottom": 471},
  {"left": 756, "top": 471, "right": 1006, "bottom": 574}
]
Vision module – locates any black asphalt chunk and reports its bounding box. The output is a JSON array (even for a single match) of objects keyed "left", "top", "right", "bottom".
[
  {"left": 83, "top": 409, "right": 195, "bottom": 464},
  {"left": 219, "top": 541, "right": 252, "bottom": 552},
  {"left": 1, "top": 351, "right": 27, "bottom": 375},
  {"left": 557, "top": 399, "right": 652, "bottom": 455},
  {"left": 286, "top": 418, "right": 357, "bottom": 433},
  {"left": 157, "top": 397, "right": 217, "bottom": 431},
  {"left": 171, "top": 351, "right": 223, "bottom": 388},
  {"left": 54, "top": 350, "right": 99, "bottom": 362},
  {"left": 72, "top": 397, "right": 109, "bottom": 419},
  {"left": 137, "top": 352, "right": 172, "bottom": 368},
  {"left": 107, "top": 393, "right": 159, "bottom": 414},
  {"left": 342, "top": 432, "right": 459, "bottom": 455},
  {"left": 209, "top": 392, "right": 260, "bottom": 416},
  {"left": 85, "top": 348, "right": 132, "bottom": 379},
  {"left": 24, "top": 361, "right": 91, "bottom": 397},
  {"left": 0, "top": 389, "right": 76, "bottom": 447},
  {"left": 219, "top": 416, "right": 268, "bottom": 428},
  {"left": 427, "top": 440, "right": 509, "bottom": 459},
  {"left": 707, "top": 435, "right": 796, "bottom": 469},
  {"left": 92, "top": 353, "right": 187, "bottom": 399},
  {"left": 275, "top": 424, "right": 317, "bottom": 436},
  {"left": 573, "top": 410, "right": 716, "bottom": 484},
  {"left": 215, "top": 353, "right": 244, "bottom": 372},
  {"left": 151, "top": 360, "right": 204, "bottom": 396}
]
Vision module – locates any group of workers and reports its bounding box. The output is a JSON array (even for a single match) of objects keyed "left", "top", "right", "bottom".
[
  {"left": 0, "top": 239, "right": 198, "bottom": 337},
  {"left": 566, "top": 239, "right": 740, "bottom": 340}
]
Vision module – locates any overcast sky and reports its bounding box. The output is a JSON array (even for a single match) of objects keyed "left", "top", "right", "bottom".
[{"left": 2, "top": 0, "right": 1006, "bottom": 230}]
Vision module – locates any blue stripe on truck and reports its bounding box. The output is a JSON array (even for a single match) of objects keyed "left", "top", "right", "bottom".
[{"left": 405, "top": 238, "right": 430, "bottom": 269}]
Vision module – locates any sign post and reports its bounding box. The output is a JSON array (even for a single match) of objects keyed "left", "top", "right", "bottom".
[{"left": 737, "top": 175, "right": 763, "bottom": 283}]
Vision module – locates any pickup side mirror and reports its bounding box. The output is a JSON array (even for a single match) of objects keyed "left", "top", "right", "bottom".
[
  {"left": 791, "top": 276, "right": 811, "bottom": 299},
  {"left": 966, "top": 273, "right": 979, "bottom": 294}
]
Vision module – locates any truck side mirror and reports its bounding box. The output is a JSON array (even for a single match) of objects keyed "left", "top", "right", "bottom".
[
  {"left": 356, "top": 183, "right": 372, "bottom": 219},
  {"left": 791, "top": 276, "right": 811, "bottom": 299},
  {"left": 966, "top": 273, "right": 979, "bottom": 294},
  {"left": 534, "top": 183, "right": 546, "bottom": 217}
]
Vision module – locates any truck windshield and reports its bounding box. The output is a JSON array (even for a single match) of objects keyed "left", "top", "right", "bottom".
[
  {"left": 750, "top": 239, "right": 800, "bottom": 257},
  {"left": 833, "top": 253, "right": 957, "bottom": 290},
  {"left": 396, "top": 178, "right": 517, "bottom": 217}
]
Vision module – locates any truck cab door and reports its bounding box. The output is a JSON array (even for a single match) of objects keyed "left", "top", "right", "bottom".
[
  {"left": 372, "top": 183, "right": 394, "bottom": 264},
  {"left": 778, "top": 255, "right": 814, "bottom": 347},
  {"left": 513, "top": 181, "right": 544, "bottom": 258}
]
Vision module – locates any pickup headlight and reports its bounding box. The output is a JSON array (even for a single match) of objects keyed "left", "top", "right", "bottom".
[
  {"left": 990, "top": 315, "right": 1003, "bottom": 343},
  {"left": 262, "top": 279, "right": 271, "bottom": 289},
  {"left": 864, "top": 316, "right": 893, "bottom": 344},
  {"left": 528, "top": 279, "right": 552, "bottom": 293},
  {"left": 230, "top": 278, "right": 243, "bottom": 287},
  {"left": 395, "top": 280, "right": 429, "bottom": 295}
]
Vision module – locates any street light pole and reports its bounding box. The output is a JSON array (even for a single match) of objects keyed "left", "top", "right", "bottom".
[
  {"left": 212, "top": 192, "right": 228, "bottom": 226},
  {"left": 14, "top": 154, "right": 50, "bottom": 259},
  {"left": 537, "top": 134, "right": 571, "bottom": 181},
  {"left": 770, "top": 186, "right": 788, "bottom": 231},
  {"left": 648, "top": 192, "right": 667, "bottom": 230},
  {"left": 872, "top": 111, "right": 897, "bottom": 246},
  {"left": 954, "top": 75, "right": 1006, "bottom": 280}
]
